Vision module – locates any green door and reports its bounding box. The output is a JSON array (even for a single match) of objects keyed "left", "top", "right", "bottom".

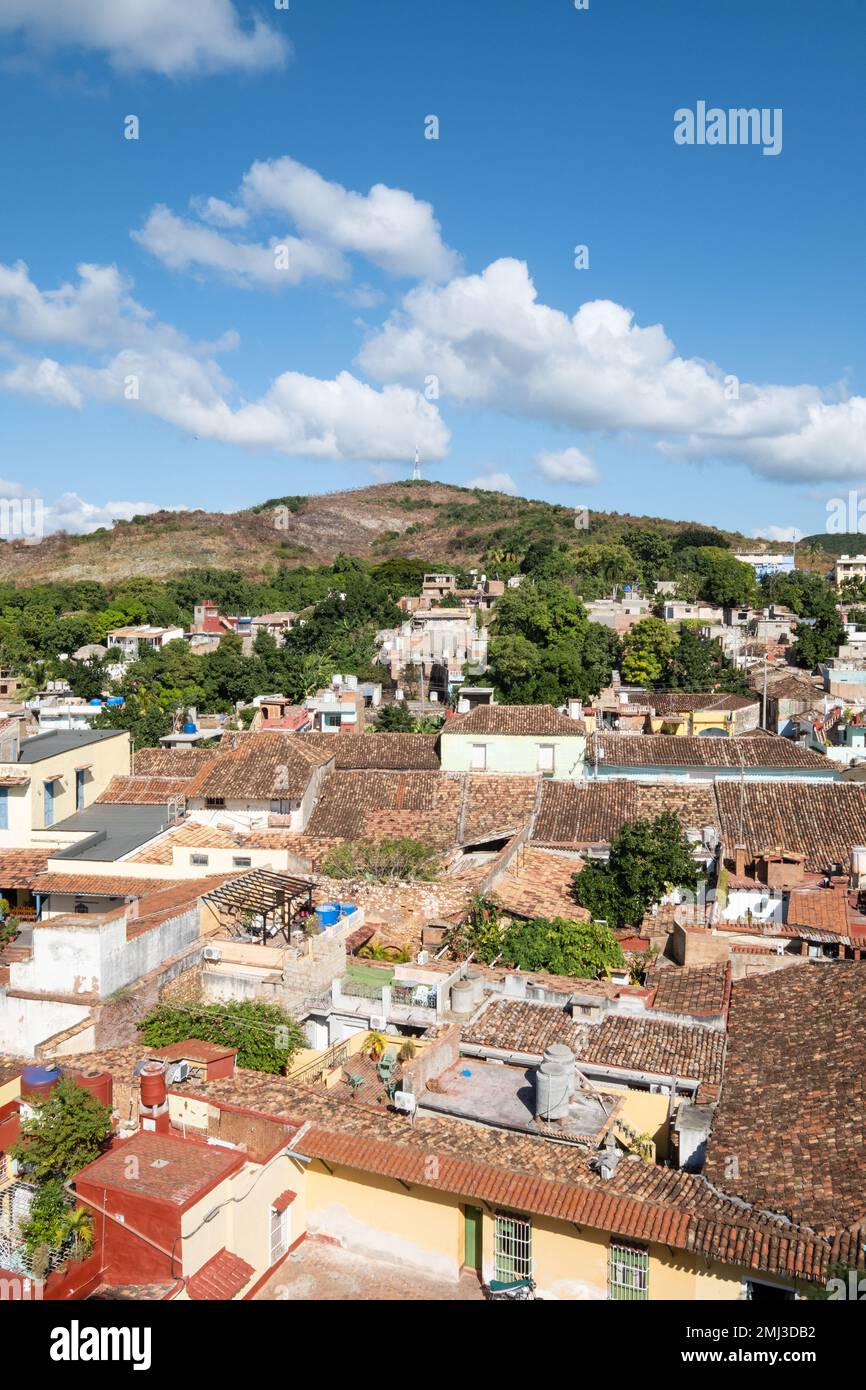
[{"left": 464, "top": 1205, "right": 482, "bottom": 1272}]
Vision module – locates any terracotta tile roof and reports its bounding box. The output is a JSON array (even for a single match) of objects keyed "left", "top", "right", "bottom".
[
  {"left": 577, "top": 1015, "right": 726, "bottom": 1094},
  {"left": 31, "top": 872, "right": 178, "bottom": 898},
  {"left": 0, "top": 848, "right": 52, "bottom": 887},
  {"left": 785, "top": 887, "right": 851, "bottom": 934},
  {"left": 73, "top": 1131, "right": 245, "bottom": 1207},
  {"left": 444, "top": 705, "right": 586, "bottom": 737},
  {"left": 764, "top": 675, "right": 825, "bottom": 702},
  {"left": 187, "top": 1247, "right": 255, "bottom": 1301},
  {"left": 97, "top": 776, "right": 195, "bottom": 804},
  {"left": 533, "top": 779, "right": 718, "bottom": 847},
  {"left": 647, "top": 962, "right": 731, "bottom": 1019},
  {"left": 490, "top": 848, "right": 589, "bottom": 921},
  {"left": 295, "top": 732, "right": 440, "bottom": 770},
  {"left": 132, "top": 748, "right": 218, "bottom": 778},
  {"left": 307, "top": 770, "right": 462, "bottom": 848},
  {"left": 459, "top": 997, "right": 725, "bottom": 1091},
  {"left": 649, "top": 693, "right": 759, "bottom": 714},
  {"left": 704, "top": 962, "right": 866, "bottom": 1239},
  {"left": 187, "top": 732, "right": 332, "bottom": 802},
  {"left": 461, "top": 775, "right": 539, "bottom": 843},
  {"left": 125, "top": 819, "right": 317, "bottom": 865},
  {"left": 716, "top": 780, "right": 866, "bottom": 872},
  {"left": 65, "top": 1046, "right": 837, "bottom": 1280},
  {"left": 461, "top": 997, "right": 587, "bottom": 1054},
  {"left": 591, "top": 733, "right": 833, "bottom": 771}
]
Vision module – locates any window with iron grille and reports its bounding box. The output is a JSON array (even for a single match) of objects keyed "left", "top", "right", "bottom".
[
  {"left": 608, "top": 1242, "right": 648, "bottom": 1300},
  {"left": 494, "top": 1213, "right": 531, "bottom": 1282}
]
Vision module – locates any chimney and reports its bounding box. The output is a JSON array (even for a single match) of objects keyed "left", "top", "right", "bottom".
[{"left": 734, "top": 844, "right": 747, "bottom": 878}]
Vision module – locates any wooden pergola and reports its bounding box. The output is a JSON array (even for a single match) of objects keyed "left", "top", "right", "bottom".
[{"left": 202, "top": 870, "right": 314, "bottom": 944}]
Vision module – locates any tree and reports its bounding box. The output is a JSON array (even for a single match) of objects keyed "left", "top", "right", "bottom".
[
  {"left": 659, "top": 625, "right": 748, "bottom": 694},
  {"left": 138, "top": 1000, "right": 306, "bottom": 1074},
  {"left": 621, "top": 618, "right": 679, "bottom": 687},
  {"left": 688, "top": 548, "right": 759, "bottom": 607},
  {"left": 375, "top": 702, "right": 416, "bottom": 732},
  {"left": 445, "top": 894, "right": 506, "bottom": 963},
  {"left": 322, "top": 837, "right": 439, "bottom": 882},
  {"left": 793, "top": 615, "right": 845, "bottom": 669},
  {"left": 500, "top": 917, "right": 625, "bottom": 977},
  {"left": 572, "top": 813, "right": 701, "bottom": 928},
  {"left": 12, "top": 1078, "right": 112, "bottom": 1182}
]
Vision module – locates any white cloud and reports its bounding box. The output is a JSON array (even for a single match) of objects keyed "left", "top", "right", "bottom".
[
  {"left": 535, "top": 447, "right": 598, "bottom": 484},
  {"left": 133, "top": 207, "right": 347, "bottom": 289},
  {"left": 0, "top": 259, "right": 450, "bottom": 463},
  {"left": 360, "top": 257, "right": 866, "bottom": 484},
  {"left": 136, "top": 157, "right": 458, "bottom": 290},
  {"left": 0, "top": 0, "right": 289, "bottom": 76},
  {"left": 241, "top": 156, "right": 459, "bottom": 280},
  {"left": 467, "top": 471, "right": 518, "bottom": 495},
  {"left": 751, "top": 525, "right": 803, "bottom": 543},
  {"left": 0, "top": 355, "right": 83, "bottom": 407},
  {"left": 44, "top": 494, "right": 172, "bottom": 534},
  {"left": 191, "top": 196, "right": 250, "bottom": 229}
]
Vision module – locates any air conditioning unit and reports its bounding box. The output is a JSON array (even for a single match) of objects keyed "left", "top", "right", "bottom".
[
  {"left": 416, "top": 950, "right": 430, "bottom": 965},
  {"left": 165, "top": 1061, "right": 190, "bottom": 1085},
  {"left": 202, "top": 945, "right": 222, "bottom": 962},
  {"left": 393, "top": 1090, "right": 417, "bottom": 1114},
  {"left": 369, "top": 1014, "right": 387, "bottom": 1031}
]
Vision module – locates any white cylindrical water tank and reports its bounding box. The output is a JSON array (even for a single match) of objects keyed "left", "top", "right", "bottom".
[
  {"left": 450, "top": 980, "right": 475, "bottom": 1015},
  {"left": 466, "top": 971, "right": 485, "bottom": 1006},
  {"left": 543, "top": 1043, "right": 577, "bottom": 1098},
  {"left": 535, "top": 1060, "right": 570, "bottom": 1121}
]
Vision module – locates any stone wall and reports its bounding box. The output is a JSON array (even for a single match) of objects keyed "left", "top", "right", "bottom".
[{"left": 313, "top": 877, "right": 470, "bottom": 949}]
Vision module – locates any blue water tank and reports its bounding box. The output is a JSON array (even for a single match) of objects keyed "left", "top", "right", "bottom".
[
  {"left": 339, "top": 903, "right": 357, "bottom": 918},
  {"left": 106, "top": 696, "right": 124, "bottom": 708},
  {"left": 182, "top": 722, "right": 197, "bottom": 734},
  {"left": 88, "top": 698, "right": 102, "bottom": 706},
  {"left": 317, "top": 902, "right": 340, "bottom": 928}
]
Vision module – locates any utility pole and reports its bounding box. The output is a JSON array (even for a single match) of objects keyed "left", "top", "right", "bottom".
[{"left": 762, "top": 654, "right": 769, "bottom": 730}]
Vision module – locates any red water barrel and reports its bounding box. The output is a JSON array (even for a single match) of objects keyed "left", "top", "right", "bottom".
[
  {"left": 20, "top": 1063, "right": 62, "bottom": 1101},
  {"left": 72, "top": 1068, "right": 113, "bottom": 1109},
  {"left": 139, "top": 1062, "right": 166, "bottom": 1109}
]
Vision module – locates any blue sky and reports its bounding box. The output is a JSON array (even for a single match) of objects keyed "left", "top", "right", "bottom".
[{"left": 0, "top": 0, "right": 864, "bottom": 539}]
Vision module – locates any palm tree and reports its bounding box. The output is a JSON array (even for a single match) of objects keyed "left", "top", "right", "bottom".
[{"left": 59, "top": 1206, "right": 94, "bottom": 1261}]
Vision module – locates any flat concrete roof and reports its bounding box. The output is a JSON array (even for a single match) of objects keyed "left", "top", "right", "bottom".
[
  {"left": 420, "top": 1058, "right": 619, "bottom": 1143},
  {"left": 15, "top": 729, "right": 125, "bottom": 764}
]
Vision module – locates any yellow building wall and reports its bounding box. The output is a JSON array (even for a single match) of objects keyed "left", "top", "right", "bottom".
[
  {"left": 0, "top": 731, "right": 130, "bottom": 846},
  {"left": 304, "top": 1161, "right": 464, "bottom": 1281},
  {"left": 603, "top": 1084, "right": 673, "bottom": 1159}
]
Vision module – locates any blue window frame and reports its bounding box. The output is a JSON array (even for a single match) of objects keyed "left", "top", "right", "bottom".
[
  {"left": 0, "top": 786, "right": 7, "bottom": 830},
  {"left": 44, "top": 780, "right": 56, "bottom": 827},
  {"left": 76, "top": 769, "right": 86, "bottom": 812}
]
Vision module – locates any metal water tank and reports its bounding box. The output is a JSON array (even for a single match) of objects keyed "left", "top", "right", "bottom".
[
  {"left": 535, "top": 1059, "right": 570, "bottom": 1121},
  {"left": 450, "top": 980, "right": 475, "bottom": 1015}
]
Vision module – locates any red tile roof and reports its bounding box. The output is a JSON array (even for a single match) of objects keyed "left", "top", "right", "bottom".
[
  {"left": 444, "top": 705, "right": 586, "bottom": 736},
  {"left": 533, "top": 780, "right": 718, "bottom": 847},
  {"left": 73, "top": 1132, "right": 245, "bottom": 1208},
  {"left": 0, "top": 848, "right": 52, "bottom": 887},
  {"left": 704, "top": 962, "right": 866, "bottom": 1241},
  {"left": 647, "top": 962, "right": 731, "bottom": 1019},
  {"left": 591, "top": 733, "right": 832, "bottom": 771},
  {"left": 187, "top": 1247, "right": 255, "bottom": 1301},
  {"left": 295, "top": 732, "right": 440, "bottom": 770}
]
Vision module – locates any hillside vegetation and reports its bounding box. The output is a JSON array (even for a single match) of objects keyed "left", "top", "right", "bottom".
[{"left": 0, "top": 480, "right": 794, "bottom": 586}]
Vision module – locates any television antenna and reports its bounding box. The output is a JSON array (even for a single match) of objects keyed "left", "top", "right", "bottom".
[{"left": 412, "top": 446, "right": 422, "bottom": 482}]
